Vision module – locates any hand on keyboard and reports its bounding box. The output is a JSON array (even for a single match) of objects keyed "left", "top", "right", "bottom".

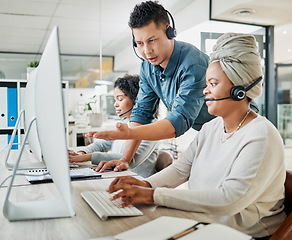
[
  {"left": 107, "top": 176, "right": 154, "bottom": 208},
  {"left": 94, "top": 159, "right": 130, "bottom": 173},
  {"left": 81, "top": 191, "right": 143, "bottom": 221},
  {"left": 108, "top": 176, "right": 151, "bottom": 190}
]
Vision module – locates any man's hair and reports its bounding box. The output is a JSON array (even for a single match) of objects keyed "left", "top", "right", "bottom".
[
  {"left": 114, "top": 75, "right": 140, "bottom": 102},
  {"left": 128, "top": 1, "right": 169, "bottom": 29}
]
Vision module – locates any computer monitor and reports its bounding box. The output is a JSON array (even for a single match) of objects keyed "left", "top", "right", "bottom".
[
  {"left": 3, "top": 26, "right": 75, "bottom": 221},
  {"left": 4, "top": 67, "right": 45, "bottom": 170},
  {"left": 23, "top": 67, "right": 43, "bottom": 162},
  {"left": 4, "top": 55, "right": 46, "bottom": 170}
]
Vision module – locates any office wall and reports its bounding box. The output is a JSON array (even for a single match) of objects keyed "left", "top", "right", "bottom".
[{"left": 114, "top": 46, "right": 140, "bottom": 75}]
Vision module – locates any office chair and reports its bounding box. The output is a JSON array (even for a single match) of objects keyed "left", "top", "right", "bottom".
[
  {"left": 270, "top": 170, "right": 292, "bottom": 240},
  {"left": 155, "top": 150, "right": 174, "bottom": 172}
]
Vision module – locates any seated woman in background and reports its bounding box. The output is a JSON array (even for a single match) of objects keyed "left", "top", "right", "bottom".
[
  {"left": 69, "top": 75, "right": 159, "bottom": 178},
  {"left": 106, "top": 33, "right": 286, "bottom": 240}
]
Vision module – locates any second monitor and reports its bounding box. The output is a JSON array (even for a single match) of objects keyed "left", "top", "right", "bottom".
[{"left": 3, "top": 26, "right": 75, "bottom": 221}]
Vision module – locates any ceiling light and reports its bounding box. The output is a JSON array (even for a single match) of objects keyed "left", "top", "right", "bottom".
[
  {"left": 94, "top": 80, "right": 113, "bottom": 85},
  {"left": 283, "top": 30, "right": 288, "bottom": 35},
  {"left": 87, "top": 68, "right": 100, "bottom": 73},
  {"left": 232, "top": 8, "right": 256, "bottom": 16}
]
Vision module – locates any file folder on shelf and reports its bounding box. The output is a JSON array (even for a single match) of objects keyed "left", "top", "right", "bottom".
[
  {"left": 8, "top": 134, "right": 18, "bottom": 150},
  {"left": 7, "top": 87, "right": 18, "bottom": 127},
  {"left": 0, "top": 87, "right": 7, "bottom": 128},
  {"left": 19, "top": 85, "right": 26, "bottom": 128}
]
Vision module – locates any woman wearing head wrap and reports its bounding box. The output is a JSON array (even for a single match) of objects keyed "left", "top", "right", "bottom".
[{"left": 106, "top": 33, "right": 286, "bottom": 239}]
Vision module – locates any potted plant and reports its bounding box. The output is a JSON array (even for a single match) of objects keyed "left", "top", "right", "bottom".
[
  {"left": 27, "top": 60, "right": 39, "bottom": 80},
  {"left": 28, "top": 61, "right": 39, "bottom": 68},
  {"left": 86, "top": 95, "right": 103, "bottom": 127}
]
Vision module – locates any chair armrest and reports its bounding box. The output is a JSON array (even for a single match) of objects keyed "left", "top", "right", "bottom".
[
  {"left": 269, "top": 212, "right": 292, "bottom": 240},
  {"left": 285, "top": 170, "right": 292, "bottom": 215}
]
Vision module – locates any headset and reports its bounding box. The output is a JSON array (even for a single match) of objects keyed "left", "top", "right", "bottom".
[
  {"left": 132, "top": 9, "right": 177, "bottom": 60},
  {"left": 118, "top": 106, "right": 133, "bottom": 117},
  {"left": 205, "top": 76, "right": 263, "bottom": 102},
  {"left": 118, "top": 99, "right": 136, "bottom": 117}
]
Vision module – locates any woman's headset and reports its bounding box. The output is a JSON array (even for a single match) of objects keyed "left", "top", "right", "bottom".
[{"left": 230, "top": 76, "right": 263, "bottom": 101}]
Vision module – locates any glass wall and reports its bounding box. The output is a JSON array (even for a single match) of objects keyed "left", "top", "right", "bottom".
[
  {"left": 0, "top": 52, "right": 114, "bottom": 88},
  {"left": 277, "top": 64, "right": 292, "bottom": 145}
]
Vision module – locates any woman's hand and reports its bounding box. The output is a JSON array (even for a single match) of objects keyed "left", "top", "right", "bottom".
[
  {"left": 94, "top": 159, "right": 130, "bottom": 172},
  {"left": 108, "top": 176, "right": 151, "bottom": 190},
  {"left": 85, "top": 122, "right": 130, "bottom": 140},
  {"left": 68, "top": 152, "right": 91, "bottom": 163},
  {"left": 107, "top": 176, "right": 154, "bottom": 207}
]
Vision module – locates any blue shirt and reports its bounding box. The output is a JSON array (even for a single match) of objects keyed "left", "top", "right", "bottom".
[{"left": 130, "top": 40, "right": 215, "bottom": 137}]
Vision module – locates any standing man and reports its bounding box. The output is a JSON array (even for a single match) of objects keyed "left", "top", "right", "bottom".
[{"left": 87, "top": 1, "right": 214, "bottom": 172}]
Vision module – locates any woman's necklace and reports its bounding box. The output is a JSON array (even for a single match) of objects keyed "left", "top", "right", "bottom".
[{"left": 221, "top": 109, "right": 251, "bottom": 143}]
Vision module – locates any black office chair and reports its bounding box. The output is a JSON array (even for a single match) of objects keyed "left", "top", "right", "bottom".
[{"left": 155, "top": 150, "right": 174, "bottom": 172}]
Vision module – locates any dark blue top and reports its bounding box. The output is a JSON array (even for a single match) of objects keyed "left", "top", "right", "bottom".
[{"left": 130, "top": 40, "right": 215, "bottom": 137}]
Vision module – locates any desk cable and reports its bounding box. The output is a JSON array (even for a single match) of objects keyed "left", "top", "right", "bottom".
[
  {"left": 0, "top": 143, "right": 24, "bottom": 155},
  {"left": 0, "top": 172, "right": 50, "bottom": 188},
  {"left": 0, "top": 143, "right": 34, "bottom": 163},
  {"left": 0, "top": 144, "right": 9, "bottom": 155}
]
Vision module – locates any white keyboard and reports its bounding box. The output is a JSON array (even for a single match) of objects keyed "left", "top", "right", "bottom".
[
  {"left": 25, "top": 168, "right": 102, "bottom": 184},
  {"left": 81, "top": 190, "right": 143, "bottom": 221}
]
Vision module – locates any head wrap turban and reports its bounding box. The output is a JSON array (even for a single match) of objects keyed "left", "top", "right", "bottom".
[{"left": 209, "top": 33, "right": 263, "bottom": 100}]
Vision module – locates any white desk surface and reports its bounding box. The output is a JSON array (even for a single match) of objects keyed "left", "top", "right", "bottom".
[{"left": 0, "top": 150, "right": 198, "bottom": 240}]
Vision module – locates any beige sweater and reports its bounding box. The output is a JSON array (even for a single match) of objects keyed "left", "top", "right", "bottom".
[{"left": 146, "top": 115, "right": 286, "bottom": 238}]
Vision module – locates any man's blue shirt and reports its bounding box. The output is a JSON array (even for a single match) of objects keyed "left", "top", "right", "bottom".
[{"left": 130, "top": 40, "right": 215, "bottom": 137}]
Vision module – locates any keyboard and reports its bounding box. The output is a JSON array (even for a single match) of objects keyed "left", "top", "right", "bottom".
[
  {"left": 81, "top": 190, "right": 143, "bottom": 221},
  {"left": 25, "top": 168, "right": 102, "bottom": 184}
]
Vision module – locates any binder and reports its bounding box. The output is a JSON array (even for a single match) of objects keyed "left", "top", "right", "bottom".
[
  {"left": 19, "top": 86, "right": 26, "bottom": 128},
  {"left": 7, "top": 87, "right": 18, "bottom": 127},
  {"left": 0, "top": 87, "right": 7, "bottom": 128}
]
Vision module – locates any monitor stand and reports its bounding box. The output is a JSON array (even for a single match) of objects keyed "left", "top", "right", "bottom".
[
  {"left": 3, "top": 110, "right": 46, "bottom": 170},
  {"left": 2, "top": 119, "right": 75, "bottom": 221}
]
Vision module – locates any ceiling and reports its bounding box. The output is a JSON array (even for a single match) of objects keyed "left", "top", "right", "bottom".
[
  {"left": 211, "top": 0, "right": 292, "bottom": 64},
  {"left": 0, "top": 0, "right": 291, "bottom": 83},
  {"left": 0, "top": 0, "right": 193, "bottom": 56}
]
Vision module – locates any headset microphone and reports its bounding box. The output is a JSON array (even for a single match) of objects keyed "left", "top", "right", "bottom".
[
  {"left": 132, "top": 41, "right": 144, "bottom": 62},
  {"left": 205, "top": 76, "right": 263, "bottom": 102},
  {"left": 205, "top": 96, "right": 232, "bottom": 102},
  {"left": 118, "top": 106, "right": 133, "bottom": 117}
]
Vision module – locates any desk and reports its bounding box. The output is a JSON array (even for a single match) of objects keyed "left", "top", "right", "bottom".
[{"left": 0, "top": 151, "right": 198, "bottom": 240}]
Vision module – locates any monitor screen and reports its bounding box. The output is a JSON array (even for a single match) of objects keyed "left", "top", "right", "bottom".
[
  {"left": 3, "top": 26, "right": 75, "bottom": 221},
  {"left": 23, "top": 67, "right": 43, "bottom": 163},
  {"left": 4, "top": 68, "right": 45, "bottom": 170}
]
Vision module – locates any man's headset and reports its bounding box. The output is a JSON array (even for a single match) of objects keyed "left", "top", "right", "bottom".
[
  {"left": 205, "top": 76, "right": 263, "bottom": 102},
  {"left": 132, "top": 9, "right": 177, "bottom": 61}
]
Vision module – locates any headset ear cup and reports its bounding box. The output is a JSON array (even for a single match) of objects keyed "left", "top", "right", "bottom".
[
  {"left": 166, "top": 26, "right": 177, "bottom": 39},
  {"left": 132, "top": 37, "right": 137, "bottom": 47},
  {"left": 231, "top": 86, "right": 246, "bottom": 101}
]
